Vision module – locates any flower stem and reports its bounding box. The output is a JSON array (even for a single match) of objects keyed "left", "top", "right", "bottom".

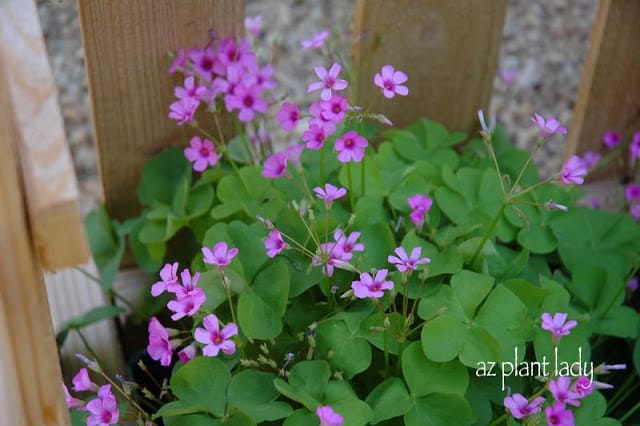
[
  {"left": 319, "top": 147, "right": 325, "bottom": 183},
  {"left": 361, "top": 154, "right": 366, "bottom": 198},
  {"left": 469, "top": 203, "right": 507, "bottom": 267},
  {"left": 376, "top": 300, "right": 390, "bottom": 375},
  {"left": 219, "top": 270, "right": 237, "bottom": 325},
  {"left": 346, "top": 162, "right": 355, "bottom": 210}
]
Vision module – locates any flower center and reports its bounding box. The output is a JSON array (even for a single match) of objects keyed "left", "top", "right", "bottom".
[
  {"left": 243, "top": 96, "right": 254, "bottom": 108},
  {"left": 333, "top": 105, "right": 341, "bottom": 113},
  {"left": 202, "top": 58, "right": 213, "bottom": 71},
  {"left": 344, "top": 138, "right": 354, "bottom": 148},
  {"left": 384, "top": 80, "right": 394, "bottom": 90},
  {"left": 214, "top": 335, "right": 223, "bottom": 345},
  {"left": 371, "top": 284, "right": 380, "bottom": 291},
  {"left": 324, "top": 77, "right": 335, "bottom": 88},
  {"left": 102, "top": 412, "right": 112, "bottom": 422},
  {"left": 200, "top": 147, "right": 210, "bottom": 157}
]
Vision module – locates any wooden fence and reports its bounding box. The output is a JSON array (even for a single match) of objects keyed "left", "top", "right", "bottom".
[{"left": 0, "top": 0, "right": 638, "bottom": 423}]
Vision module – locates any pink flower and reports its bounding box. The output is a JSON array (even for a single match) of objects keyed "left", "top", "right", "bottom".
[
  {"left": 631, "top": 204, "right": 640, "bottom": 222},
  {"left": 628, "top": 278, "right": 638, "bottom": 291},
  {"left": 253, "top": 63, "right": 278, "bottom": 90},
  {"left": 167, "top": 269, "right": 206, "bottom": 321},
  {"left": 72, "top": 368, "right": 98, "bottom": 392},
  {"left": 499, "top": 68, "right": 518, "bottom": 86},
  {"left": 312, "top": 242, "right": 339, "bottom": 277},
  {"left": 303, "top": 123, "right": 327, "bottom": 150},
  {"left": 320, "top": 93, "right": 348, "bottom": 123},
  {"left": 625, "top": 183, "right": 640, "bottom": 201},
  {"left": 309, "top": 101, "right": 337, "bottom": 134},
  {"left": 549, "top": 376, "right": 582, "bottom": 407},
  {"left": 314, "top": 183, "right": 347, "bottom": 208},
  {"left": 194, "top": 314, "right": 238, "bottom": 357},
  {"left": 581, "top": 151, "right": 601, "bottom": 169},
  {"left": 545, "top": 402, "right": 575, "bottom": 426},
  {"left": 151, "top": 262, "right": 179, "bottom": 297},
  {"left": 630, "top": 131, "right": 640, "bottom": 161},
  {"left": 214, "top": 38, "right": 256, "bottom": 75},
  {"left": 541, "top": 312, "right": 577, "bottom": 342},
  {"left": 202, "top": 242, "right": 239, "bottom": 269},
  {"left": 301, "top": 29, "right": 330, "bottom": 50},
  {"left": 407, "top": 194, "right": 433, "bottom": 228},
  {"left": 226, "top": 83, "right": 268, "bottom": 122},
  {"left": 168, "top": 48, "right": 187, "bottom": 74},
  {"left": 307, "top": 63, "right": 348, "bottom": 101},
  {"left": 147, "top": 316, "right": 175, "bottom": 366},
  {"left": 86, "top": 385, "right": 119, "bottom": 426},
  {"left": 316, "top": 405, "right": 344, "bottom": 426},
  {"left": 184, "top": 136, "right": 219, "bottom": 172},
  {"left": 188, "top": 46, "right": 219, "bottom": 79},
  {"left": 286, "top": 144, "right": 305, "bottom": 168},
  {"left": 169, "top": 97, "right": 199, "bottom": 126},
  {"left": 277, "top": 102, "right": 301, "bottom": 132},
  {"left": 560, "top": 156, "right": 587, "bottom": 185},
  {"left": 333, "top": 229, "right": 364, "bottom": 259},
  {"left": 265, "top": 230, "right": 286, "bottom": 258},
  {"left": 531, "top": 113, "right": 567, "bottom": 138},
  {"left": 503, "top": 393, "right": 545, "bottom": 420},
  {"left": 335, "top": 130, "right": 368, "bottom": 163},
  {"left": 374, "top": 65, "right": 409, "bottom": 99},
  {"left": 244, "top": 15, "right": 263, "bottom": 38},
  {"left": 175, "top": 76, "right": 202, "bottom": 100},
  {"left": 388, "top": 247, "right": 431, "bottom": 272},
  {"left": 178, "top": 342, "right": 198, "bottom": 363},
  {"left": 262, "top": 151, "right": 289, "bottom": 178},
  {"left": 572, "top": 376, "right": 594, "bottom": 398},
  {"left": 62, "top": 384, "right": 85, "bottom": 410},
  {"left": 352, "top": 269, "right": 394, "bottom": 299},
  {"left": 602, "top": 130, "right": 621, "bottom": 149}
]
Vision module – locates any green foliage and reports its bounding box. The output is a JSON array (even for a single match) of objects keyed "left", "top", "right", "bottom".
[{"left": 83, "top": 117, "right": 640, "bottom": 425}]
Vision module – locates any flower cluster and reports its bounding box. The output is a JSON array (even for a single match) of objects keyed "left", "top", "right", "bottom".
[{"left": 63, "top": 370, "right": 119, "bottom": 426}]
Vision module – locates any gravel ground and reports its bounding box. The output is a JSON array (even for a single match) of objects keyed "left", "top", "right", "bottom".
[{"left": 37, "top": 0, "right": 597, "bottom": 213}]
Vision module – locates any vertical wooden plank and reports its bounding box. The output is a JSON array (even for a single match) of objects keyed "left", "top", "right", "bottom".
[
  {"left": 0, "top": 0, "right": 88, "bottom": 271},
  {"left": 0, "top": 74, "right": 69, "bottom": 426},
  {"left": 78, "top": 0, "right": 244, "bottom": 221},
  {"left": 353, "top": 0, "right": 507, "bottom": 134},
  {"left": 566, "top": 0, "right": 640, "bottom": 162}
]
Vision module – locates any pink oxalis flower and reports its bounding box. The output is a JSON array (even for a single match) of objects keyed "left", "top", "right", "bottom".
[
  {"left": 541, "top": 312, "right": 577, "bottom": 343},
  {"left": 545, "top": 401, "right": 575, "bottom": 426},
  {"left": 265, "top": 229, "right": 286, "bottom": 258},
  {"left": 167, "top": 269, "right": 206, "bottom": 321},
  {"left": 184, "top": 136, "right": 219, "bottom": 172},
  {"left": 314, "top": 183, "right": 347, "bottom": 208},
  {"left": 195, "top": 314, "right": 238, "bottom": 357},
  {"left": 388, "top": 247, "right": 431, "bottom": 272},
  {"left": 560, "top": 155, "right": 587, "bottom": 185},
  {"left": 335, "top": 130, "right": 368, "bottom": 163},
  {"left": 316, "top": 405, "right": 344, "bottom": 426},
  {"left": 225, "top": 83, "right": 268, "bottom": 122},
  {"left": 285, "top": 144, "right": 305, "bottom": 168},
  {"left": 549, "top": 376, "right": 582, "bottom": 407},
  {"left": 262, "top": 151, "right": 289, "bottom": 178},
  {"left": 630, "top": 131, "right": 640, "bottom": 162},
  {"left": 309, "top": 101, "right": 337, "bottom": 135},
  {"left": 178, "top": 342, "right": 198, "bottom": 364},
  {"left": 531, "top": 113, "right": 567, "bottom": 138},
  {"left": 631, "top": 204, "right": 640, "bottom": 222},
  {"left": 333, "top": 229, "right": 364, "bottom": 259},
  {"left": 244, "top": 15, "right": 263, "bottom": 38},
  {"left": 303, "top": 123, "right": 327, "bottom": 150},
  {"left": 307, "top": 63, "right": 348, "bottom": 101},
  {"left": 147, "top": 316, "right": 175, "bottom": 366},
  {"left": 352, "top": 269, "right": 394, "bottom": 299},
  {"left": 320, "top": 93, "right": 348, "bottom": 123},
  {"left": 499, "top": 68, "right": 518, "bottom": 86},
  {"left": 625, "top": 183, "right": 640, "bottom": 201},
  {"left": 312, "top": 242, "right": 342, "bottom": 277},
  {"left": 301, "top": 29, "right": 330, "bottom": 50},
  {"left": 72, "top": 368, "right": 98, "bottom": 393},
  {"left": 151, "top": 262, "right": 179, "bottom": 297},
  {"left": 572, "top": 376, "right": 595, "bottom": 398},
  {"left": 63, "top": 384, "right": 85, "bottom": 410},
  {"left": 169, "top": 97, "right": 199, "bottom": 126},
  {"left": 602, "top": 130, "right": 621, "bottom": 149},
  {"left": 277, "top": 102, "right": 301, "bottom": 132},
  {"left": 503, "top": 393, "right": 545, "bottom": 420},
  {"left": 581, "top": 151, "right": 601, "bottom": 169},
  {"left": 374, "top": 65, "right": 409, "bottom": 99},
  {"left": 86, "top": 385, "right": 119, "bottom": 426},
  {"left": 407, "top": 194, "right": 433, "bottom": 229},
  {"left": 203, "top": 242, "right": 239, "bottom": 269}
]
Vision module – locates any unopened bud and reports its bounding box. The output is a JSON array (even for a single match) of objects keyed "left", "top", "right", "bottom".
[{"left": 75, "top": 353, "right": 100, "bottom": 372}]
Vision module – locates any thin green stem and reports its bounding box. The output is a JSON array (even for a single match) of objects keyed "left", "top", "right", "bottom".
[
  {"left": 469, "top": 203, "right": 507, "bottom": 266},
  {"left": 607, "top": 374, "right": 639, "bottom": 414},
  {"left": 72, "top": 266, "right": 136, "bottom": 311},
  {"left": 602, "top": 264, "right": 639, "bottom": 319},
  {"left": 346, "top": 162, "right": 355, "bottom": 210},
  {"left": 510, "top": 140, "right": 542, "bottom": 195},
  {"left": 361, "top": 155, "right": 366, "bottom": 198},
  {"left": 319, "top": 148, "right": 325, "bottom": 183},
  {"left": 76, "top": 330, "right": 106, "bottom": 369},
  {"left": 484, "top": 139, "right": 507, "bottom": 196},
  {"left": 219, "top": 270, "right": 237, "bottom": 325},
  {"left": 375, "top": 300, "right": 390, "bottom": 375},
  {"left": 619, "top": 398, "right": 640, "bottom": 423},
  {"left": 510, "top": 176, "right": 554, "bottom": 201}
]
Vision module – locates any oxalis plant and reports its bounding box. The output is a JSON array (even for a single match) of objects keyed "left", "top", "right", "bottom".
[{"left": 63, "top": 23, "right": 640, "bottom": 426}]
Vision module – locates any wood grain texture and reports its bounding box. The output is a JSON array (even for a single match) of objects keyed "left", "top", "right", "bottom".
[
  {"left": 78, "top": 0, "right": 244, "bottom": 221},
  {"left": 353, "top": 0, "right": 507, "bottom": 134},
  {"left": 0, "top": 71, "right": 69, "bottom": 426},
  {"left": 566, "top": 0, "right": 640, "bottom": 164},
  {"left": 0, "top": 0, "right": 88, "bottom": 271}
]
